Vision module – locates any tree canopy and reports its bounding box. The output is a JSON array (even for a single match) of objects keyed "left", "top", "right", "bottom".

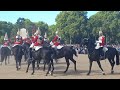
[{"left": 0, "top": 11, "right": 120, "bottom": 45}]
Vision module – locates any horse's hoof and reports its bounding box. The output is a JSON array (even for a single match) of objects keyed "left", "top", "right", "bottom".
[
  {"left": 87, "top": 73, "right": 90, "bottom": 75},
  {"left": 64, "top": 71, "right": 67, "bottom": 73},
  {"left": 111, "top": 71, "right": 114, "bottom": 74},
  {"left": 49, "top": 72, "right": 52, "bottom": 75},
  {"left": 31, "top": 73, "right": 34, "bottom": 75},
  {"left": 46, "top": 74, "right": 48, "bottom": 76},
  {"left": 26, "top": 71, "right": 28, "bottom": 73},
  {"left": 37, "top": 67, "right": 40, "bottom": 70},
  {"left": 103, "top": 73, "right": 105, "bottom": 75},
  {"left": 51, "top": 73, "right": 53, "bottom": 76}
]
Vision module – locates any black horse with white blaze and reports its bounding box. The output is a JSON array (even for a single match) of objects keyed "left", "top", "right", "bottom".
[{"left": 81, "top": 38, "right": 119, "bottom": 75}]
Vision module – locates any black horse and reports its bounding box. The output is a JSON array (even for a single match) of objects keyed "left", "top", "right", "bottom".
[
  {"left": 0, "top": 46, "right": 11, "bottom": 65},
  {"left": 22, "top": 42, "right": 30, "bottom": 61},
  {"left": 81, "top": 38, "right": 119, "bottom": 75},
  {"left": 11, "top": 45, "right": 24, "bottom": 70},
  {"left": 26, "top": 46, "right": 54, "bottom": 76},
  {"left": 51, "top": 45, "right": 78, "bottom": 73}
]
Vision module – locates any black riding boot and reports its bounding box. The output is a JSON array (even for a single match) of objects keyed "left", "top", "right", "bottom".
[
  {"left": 28, "top": 48, "right": 33, "bottom": 61},
  {"left": 99, "top": 47, "right": 104, "bottom": 60}
]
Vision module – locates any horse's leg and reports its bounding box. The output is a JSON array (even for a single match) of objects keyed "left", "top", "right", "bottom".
[
  {"left": 51, "top": 59, "right": 54, "bottom": 76},
  {"left": 64, "top": 58, "right": 70, "bottom": 73},
  {"left": 55, "top": 59, "right": 58, "bottom": 63},
  {"left": 87, "top": 60, "right": 93, "bottom": 75},
  {"left": 0, "top": 54, "right": 4, "bottom": 65},
  {"left": 4, "top": 56, "right": 7, "bottom": 65},
  {"left": 108, "top": 58, "right": 115, "bottom": 74},
  {"left": 8, "top": 56, "right": 10, "bottom": 64},
  {"left": 31, "top": 60, "right": 35, "bottom": 75},
  {"left": 37, "top": 60, "right": 40, "bottom": 70},
  {"left": 70, "top": 57, "right": 77, "bottom": 71},
  {"left": 16, "top": 59, "right": 19, "bottom": 71},
  {"left": 46, "top": 62, "right": 51, "bottom": 76},
  {"left": 19, "top": 59, "right": 21, "bottom": 69},
  {"left": 26, "top": 61, "right": 31, "bottom": 73},
  {"left": 97, "top": 61, "right": 105, "bottom": 75},
  {"left": 43, "top": 61, "right": 46, "bottom": 71}
]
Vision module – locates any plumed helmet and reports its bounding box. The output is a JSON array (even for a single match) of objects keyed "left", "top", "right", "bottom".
[
  {"left": 99, "top": 30, "right": 103, "bottom": 35},
  {"left": 17, "top": 29, "right": 20, "bottom": 35},
  {"left": 44, "top": 32, "right": 47, "bottom": 38},
  {"left": 55, "top": 31, "right": 58, "bottom": 35},
  {"left": 34, "top": 29, "right": 41, "bottom": 35},
  {"left": 4, "top": 32, "right": 8, "bottom": 40}
]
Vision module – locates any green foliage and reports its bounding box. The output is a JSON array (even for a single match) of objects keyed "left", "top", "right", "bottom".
[{"left": 0, "top": 11, "right": 120, "bottom": 44}]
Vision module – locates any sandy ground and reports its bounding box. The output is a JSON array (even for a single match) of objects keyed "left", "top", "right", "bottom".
[{"left": 0, "top": 54, "right": 120, "bottom": 79}]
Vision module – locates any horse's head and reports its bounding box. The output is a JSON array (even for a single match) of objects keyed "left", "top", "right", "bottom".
[
  {"left": 81, "top": 38, "right": 96, "bottom": 49},
  {"left": 80, "top": 38, "right": 89, "bottom": 47}
]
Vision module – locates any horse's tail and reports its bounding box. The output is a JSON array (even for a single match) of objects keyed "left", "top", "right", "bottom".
[
  {"left": 71, "top": 46, "right": 78, "bottom": 57},
  {"left": 115, "top": 49, "right": 119, "bottom": 65}
]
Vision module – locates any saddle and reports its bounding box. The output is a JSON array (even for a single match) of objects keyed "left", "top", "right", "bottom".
[{"left": 99, "top": 47, "right": 108, "bottom": 60}]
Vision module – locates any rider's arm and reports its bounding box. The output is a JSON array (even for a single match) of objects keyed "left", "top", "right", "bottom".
[
  {"left": 33, "top": 36, "right": 38, "bottom": 43},
  {"left": 96, "top": 40, "right": 102, "bottom": 43},
  {"left": 52, "top": 35, "right": 58, "bottom": 42}
]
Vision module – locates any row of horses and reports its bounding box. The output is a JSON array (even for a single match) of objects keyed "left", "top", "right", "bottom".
[
  {"left": 0, "top": 38, "right": 120, "bottom": 76},
  {"left": 0, "top": 41, "right": 78, "bottom": 76}
]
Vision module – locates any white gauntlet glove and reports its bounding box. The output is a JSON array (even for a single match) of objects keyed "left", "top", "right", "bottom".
[{"left": 50, "top": 41, "right": 54, "bottom": 46}]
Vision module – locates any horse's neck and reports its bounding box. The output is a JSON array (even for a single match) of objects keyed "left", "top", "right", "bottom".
[{"left": 87, "top": 44, "right": 95, "bottom": 53}]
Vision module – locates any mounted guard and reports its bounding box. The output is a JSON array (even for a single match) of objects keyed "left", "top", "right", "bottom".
[
  {"left": 23, "top": 31, "right": 32, "bottom": 45},
  {"left": 13, "top": 30, "right": 23, "bottom": 47},
  {"left": 2, "top": 32, "right": 10, "bottom": 49},
  {"left": 50, "top": 30, "right": 63, "bottom": 50},
  {"left": 95, "top": 30, "right": 107, "bottom": 59},
  {"left": 28, "top": 28, "right": 44, "bottom": 60}
]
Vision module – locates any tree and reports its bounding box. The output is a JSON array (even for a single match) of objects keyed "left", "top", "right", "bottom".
[
  {"left": 55, "top": 11, "right": 88, "bottom": 44},
  {"left": 35, "top": 21, "right": 49, "bottom": 36},
  {"left": 89, "top": 11, "right": 120, "bottom": 44}
]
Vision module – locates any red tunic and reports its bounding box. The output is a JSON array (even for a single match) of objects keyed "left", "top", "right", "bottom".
[
  {"left": 34, "top": 40, "right": 44, "bottom": 46},
  {"left": 26, "top": 38, "right": 32, "bottom": 44},
  {"left": 31, "top": 36, "right": 34, "bottom": 43},
  {"left": 3, "top": 42, "right": 9, "bottom": 46},
  {"left": 14, "top": 36, "right": 23, "bottom": 45},
  {"left": 52, "top": 35, "right": 59, "bottom": 42},
  {"left": 31, "top": 35, "right": 44, "bottom": 46},
  {"left": 99, "top": 36, "right": 105, "bottom": 47},
  {"left": 54, "top": 42, "right": 60, "bottom": 46},
  {"left": 52, "top": 35, "right": 60, "bottom": 46}
]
